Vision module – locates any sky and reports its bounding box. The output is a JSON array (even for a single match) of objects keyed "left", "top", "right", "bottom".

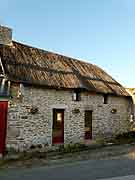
[{"left": 0, "top": 0, "right": 134, "bottom": 87}]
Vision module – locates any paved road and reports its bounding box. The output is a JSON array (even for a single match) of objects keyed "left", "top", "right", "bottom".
[
  {"left": 1, "top": 158, "right": 135, "bottom": 180},
  {"left": 1, "top": 144, "right": 135, "bottom": 180}
]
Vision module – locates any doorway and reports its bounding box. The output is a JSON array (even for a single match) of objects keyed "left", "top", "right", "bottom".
[
  {"left": 52, "top": 109, "right": 64, "bottom": 144},
  {"left": 0, "top": 101, "right": 8, "bottom": 155},
  {"left": 84, "top": 110, "right": 92, "bottom": 140}
]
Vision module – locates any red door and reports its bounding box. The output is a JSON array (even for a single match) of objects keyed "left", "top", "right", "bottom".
[
  {"left": 0, "top": 101, "right": 8, "bottom": 155},
  {"left": 52, "top": 109, "right": 64, "bottom": 144}
]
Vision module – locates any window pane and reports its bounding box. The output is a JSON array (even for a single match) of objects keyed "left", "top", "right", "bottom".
[
  {"left": 57, "top": 113, "right": 62, "bottom": 121},
  {"left": 73, "top": 92, "right": 77, "bottom": 101}
]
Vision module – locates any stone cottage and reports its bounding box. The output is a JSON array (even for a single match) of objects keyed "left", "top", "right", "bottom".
[{"left": 0, "top": 26, "right": 133, "bottom": 154}]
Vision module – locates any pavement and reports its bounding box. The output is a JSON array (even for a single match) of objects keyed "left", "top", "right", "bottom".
[{"left": 0, "top": 143, "right": 135, "bottom": 179}]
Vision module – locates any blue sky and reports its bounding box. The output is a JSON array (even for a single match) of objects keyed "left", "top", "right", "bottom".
[{"left": 0, "top": 0, "right": 134, "bottom": 87}]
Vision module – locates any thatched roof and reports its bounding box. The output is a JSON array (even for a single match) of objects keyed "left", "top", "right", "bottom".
[{"left": 0, "top": 41, "right": 129, "bottom": 96}]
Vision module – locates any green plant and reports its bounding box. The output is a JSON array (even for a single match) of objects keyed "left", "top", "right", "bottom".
[
  {"left": 114, "top": 131, "right": 135, "bottom": 144},
  {"left": 5, "top": 147, "right": 18, "bottom": 155},
  {"left": 58, "top": 143, "right": 87, "bottom": 154}
]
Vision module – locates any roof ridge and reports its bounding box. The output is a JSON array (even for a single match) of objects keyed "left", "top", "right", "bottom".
[{"left": 13, "top": 41, "right": 94, "bottom": 66}]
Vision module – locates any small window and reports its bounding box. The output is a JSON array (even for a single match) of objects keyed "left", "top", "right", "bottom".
[
  {"left": 73, "top": 90, "right": 81, "bottom": 101},
  {"left": 103, "top": 94, "right": 108, "bottom": 104}
]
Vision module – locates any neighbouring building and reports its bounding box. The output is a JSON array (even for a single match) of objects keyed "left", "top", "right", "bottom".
[
  {"left": 126, "top": 88, "right": 135, "bottom": 116},
  {"left": 126, "top": 88, "right": 135, "bottom": 103},
  {"left": 0, "top": 26, "right": 133, "bottom": 155}
]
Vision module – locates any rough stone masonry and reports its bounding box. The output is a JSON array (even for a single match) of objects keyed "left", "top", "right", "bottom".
[
  {"left": 6, "top": 84, "right": 131, "bottom": 151},
  {"left": 0, "top": 25, "right": 12, "bottom": 45}
]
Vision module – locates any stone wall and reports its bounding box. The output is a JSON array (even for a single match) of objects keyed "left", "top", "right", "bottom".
[
  {"left": 6, "top": 84, "right": 131, "bottom": 151},
  {"left": 0, "top": 26, "right": 12, "bottom": 45}
]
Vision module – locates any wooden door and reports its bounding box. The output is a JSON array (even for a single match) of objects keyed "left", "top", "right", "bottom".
[
  {"left": 52, "top": 109, "right": 64, "bottom": 144},
  {"left": 84, "top": 110, "right": 92, "bottom": 140},
  {"left": 0, "top": 101, "right": 8, "bottom": 154}
]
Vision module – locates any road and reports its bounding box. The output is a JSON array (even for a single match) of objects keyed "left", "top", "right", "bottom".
[
  {"left": 1, "top": 158, "right": 135, "bottom": 180},
  {"left": 1, "top": 144, "right": 135, "bottom": 180}
]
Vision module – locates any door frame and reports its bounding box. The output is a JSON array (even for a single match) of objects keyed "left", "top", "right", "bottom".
[
  {"left": 0, "top": 100, "right": 8, "bottom": 155},
  {"left": 52, "top": 108, "right": 64, "bottom": 145}
]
